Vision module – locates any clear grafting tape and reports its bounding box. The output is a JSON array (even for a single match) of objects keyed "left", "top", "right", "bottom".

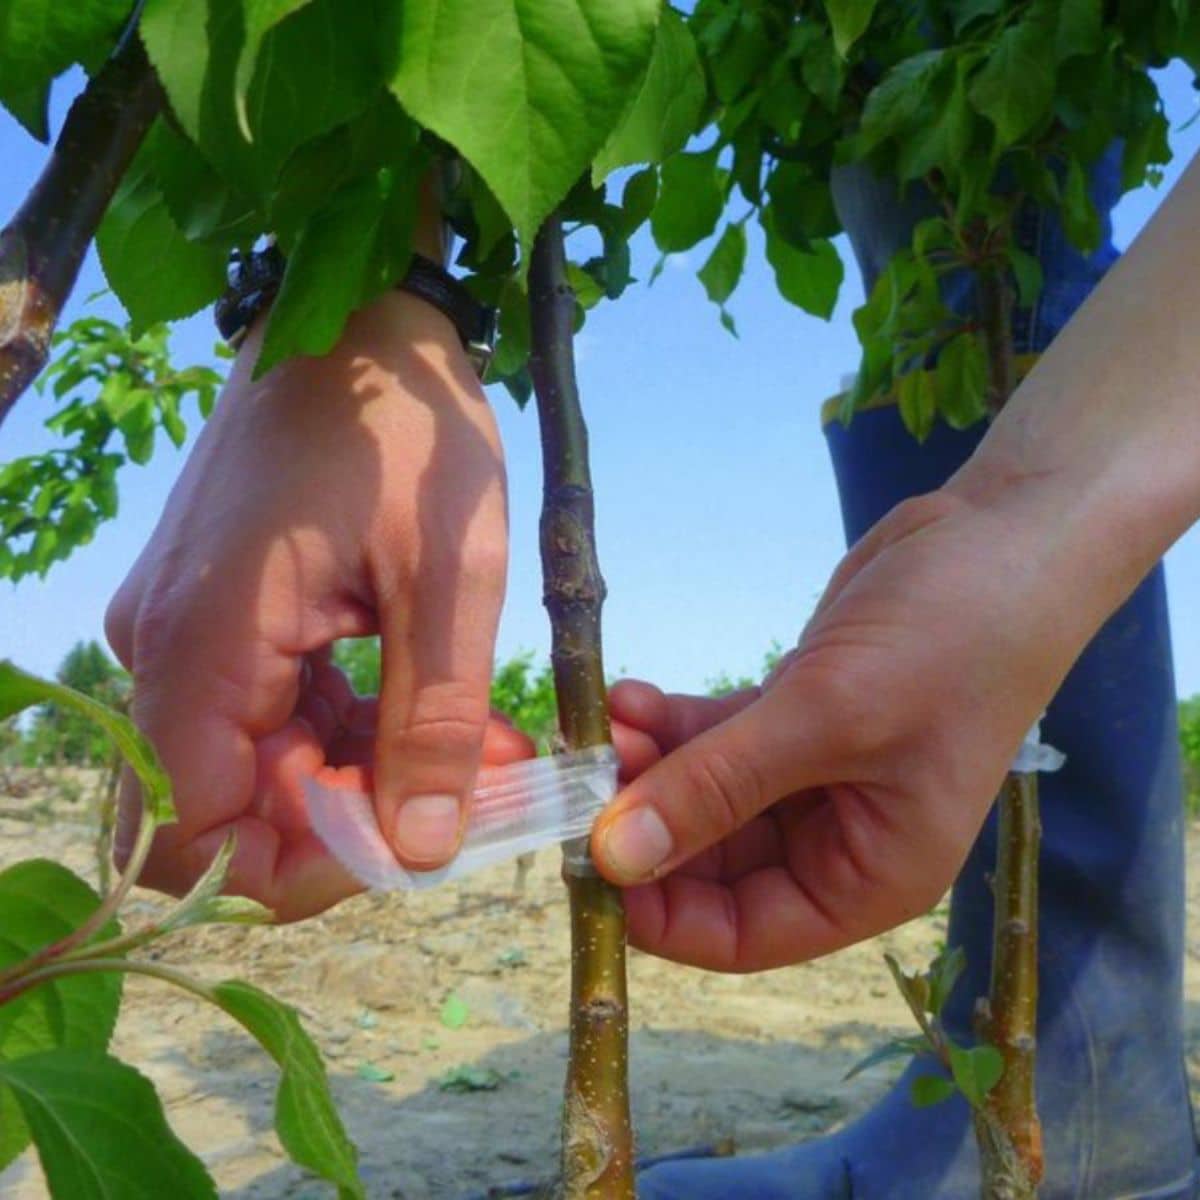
[
  {"left": 1011, "top": 718, "right": 1066, "bottom": 775},
  {"left": 304, "top": 746, "right": 619, "bottom": 891}
]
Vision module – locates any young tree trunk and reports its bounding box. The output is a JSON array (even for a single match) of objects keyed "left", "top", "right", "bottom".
[
  {"left": 973, "top": 261, "right": 1042, "bottom": 1199},
  {"left": 0, "top": 28, "right": 161, "bottom": 423},
  {"left": 527, "top": 214, "right": 634, "bottom": 1199}
]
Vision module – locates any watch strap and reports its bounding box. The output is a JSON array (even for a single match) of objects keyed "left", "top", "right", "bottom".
[
  {"left": 397, "top": 254, "right": 497, "bottom": 378},
  {"left": 215, "top": 247, "right": 497, "bottom": 380}
]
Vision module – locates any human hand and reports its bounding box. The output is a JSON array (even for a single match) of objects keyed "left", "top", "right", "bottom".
[
  {"left": 598, "top": 482, "right": 1111, "bottom": 971},
  {"left": 105, "top": 291, "right": 529, "bottom": 921}
]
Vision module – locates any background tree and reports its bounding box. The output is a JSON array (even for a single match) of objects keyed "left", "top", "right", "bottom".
[
  {"left": 24, "top": 639, "right": 129, "bottom": 767},
  {"left": 1180, "top": 695, "right": 1200, "bottom": 818}
]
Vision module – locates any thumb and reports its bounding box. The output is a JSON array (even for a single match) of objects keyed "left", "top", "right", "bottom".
[
  {"left": 592, "top": 680, "right": 836, "bottom": 885},
  {"left": 373, "top": 569, "right": 504, "bottom": 871}
]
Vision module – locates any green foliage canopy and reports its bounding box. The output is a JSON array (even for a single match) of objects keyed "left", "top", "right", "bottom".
[{"left": 3, "top": 0, "right": 1198, "bottom": 574}]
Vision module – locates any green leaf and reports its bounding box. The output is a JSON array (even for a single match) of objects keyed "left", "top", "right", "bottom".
[
  {"left": 0, "top": 861, "right": 122, "bottom": 1171},
  {"left": 593, "top": 7, "right": 705, "bottom": 182},
  {"left": 620, "top": 166, "right": 658, "bottom": 235},
  {"left": 388, "top": 0, "right": 660, "bottom": 255},
  {"left": 212, "top": 981, "right": 364, "bottom": 1200},
  {"left": 897, "top": 369, "right": 936, "bottom": 443},
  {"left": 968, "top": 10, "right": 1056, "bottom": 146},
  {"left": 844, "top": 1036, "right": 928, "bottom": 1082},
  {"left": 0, "top": 662, "right": 173, "bottom": 823},
  {"left": 884, "top": 951, "right": 932, "bottom": 1024},
  {"left": 440, "top": 993, "right": 470, "bottom": 1031},
  {"left": 651, "top": 151, "right": 725, "bottom": 253},
  {"left": 935, "top": 332, "right": 988, "bottom": 430},
  {"left": 798, "top": 24, "right": 845, "bottom": 110},
  {"left": 1, "top": 79, "right": 51, "bottom": 142},
  {"left": 823, "top": 0, "right": 878, "bottom": 57},
  {"left": 161, "top": 838, "right": 274, "bottom": 931},
  {"left": 268, "top": 97, "right": 419, "bottom": 250},
  {"left": 1061, "top": 155, "right": 1101, "bottom": 254},
  {"left": 1121, "top": 110, "right": 1171, "bottom": 194},
  {"left": 1055, "top": 0, "right": 1103, "bottom": 61},
  {"left": 142, "top": 120, "right": 257, "bottom": 245},
  {"left": 233, "top": 0, "right": 315, "bottom": 137},
  {"left": 707, "top": 9, "right": 770, "bottom": 103},
  {"left": 895, "top": 59, "right": 975, "bottom": 183},
  {"left": 488, "top": 278, "right": 531, "bottom": 381},
  {"left": 256, "top": 165, "right": 423, "bottom": 377},
  {"left": 953, "top": 0, "right": 1003, "bottom": 34},
  {"left": 761, "top": 211, "right": 843, "bottom": 319},
  {"left": 698, "top": 222, "right": 746, "bottom": 325},
  {"left": 356, "top": 1062, "right": 395, "bottom": 1084},
  {"left": 1008, "top": 248, "right": 1044, "bottom": 309},
  {"left": 0, "top": 1051, "right": 216, "bottom": 1198},
  {"left": 765, "top": 163, "right": 840, "bottom": 245},
  {"left": 947, "top": 1042, "right": 1004, "bottom": 1107},
  {"left": 910, "top": 1072, "right": 957, "bottom": 1108},
  {"left": 96, "top": 161, "right": 228, "bottom": 337},
  {"left": 141, "top": 0, "right": 382, "bottom": 200},
  {"left": 925, "top": 945, "right": 967, "bottom": 1018},
  {"left": 859, "top": 50, "right": 947, "bottom": 150},
  {"left": 0, "top": 1, "right": 128, "bottom": 119},
  {"left": 438, "top": 1064, "right": 504, "bottom": 1093}
]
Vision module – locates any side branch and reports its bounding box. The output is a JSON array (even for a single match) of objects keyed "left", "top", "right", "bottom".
[
  {"left": 528, "top": 214, "right": 634, "bottom": 1200},
  {"left": 0, "top": 32, "right": 161, "bottom": 423}
]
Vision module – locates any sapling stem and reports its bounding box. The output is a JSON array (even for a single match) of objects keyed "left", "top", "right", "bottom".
[
  {"left": 973, "top": 256, "right": 1043, "bottom": 1198},
  {"left": 974, "top": 773, "right": 1042, "bottom": 1198},
  {"left": 527, "top": 214, "right": 634, "bottom": 1199},
  {"left": 0, "top": 26, "right": 161, "bottom": 423}
]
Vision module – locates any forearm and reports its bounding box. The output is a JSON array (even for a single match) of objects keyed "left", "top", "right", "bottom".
[{"left": 948, "top": 151, "right": 1200, "bottom": 636}]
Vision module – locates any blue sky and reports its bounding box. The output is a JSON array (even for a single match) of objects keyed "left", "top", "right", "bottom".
[{"left": 3, "top": 66, "right": 1200, "bottom": 699}]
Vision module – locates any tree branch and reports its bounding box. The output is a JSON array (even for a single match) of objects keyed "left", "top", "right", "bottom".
[
  {"left": 527, "top": 213, "right": 634, "bottom": 1200},
  {"left": 973, "top": 251, "right": 1042, "bottom": 1198},
  {"left": 0, "top": 29, "right": 161, "bottom": 424}
]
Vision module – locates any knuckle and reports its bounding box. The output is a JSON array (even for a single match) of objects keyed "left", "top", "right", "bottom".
[
  {"left": 462, "top": 536, "right": 507, "bottom": 584},
  {"left": 103, "top": 583, "right": 140, "bottom": 669},
  {"left": 384, "top": 682, "right": 488, "bottom": 762},
  {"left": 125, "top": 590, "right": 185, "bottom": 669},
  {"left": 686, "top": 745, "right": 764, "bottom": 837}
]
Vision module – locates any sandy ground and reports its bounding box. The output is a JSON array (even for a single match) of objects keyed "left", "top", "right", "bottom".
[{"left": 2, "top": 773, "right": 1199, "bottom": 1199}]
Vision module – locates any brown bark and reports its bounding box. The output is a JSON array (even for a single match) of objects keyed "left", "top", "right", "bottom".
[
  {"left": 527, "top": 214, "right": 634, "bottom": 1199},
  {"left": 0, "top": 30, "right": 161, "bottom": 423},
  {"left": 973, "top": 257, "right": 1042, "bottom": 1198}
]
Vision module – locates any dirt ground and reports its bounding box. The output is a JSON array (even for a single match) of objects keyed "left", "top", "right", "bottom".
[{"left": 3, "top": 775, "right": 1200, "bottom": 1199}]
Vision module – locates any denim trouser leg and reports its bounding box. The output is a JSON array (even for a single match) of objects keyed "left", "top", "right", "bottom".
[{"left": 639, "top": 150, "right": 1199, "bottom": 1198}]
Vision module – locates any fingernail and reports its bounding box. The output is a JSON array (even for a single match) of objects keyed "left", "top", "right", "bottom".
[
  {"left": 391, "top": 794, "right": 461, "bottom": 863},
  {"left": 601, "top": 807, "right": 673, "bottom": 882}
]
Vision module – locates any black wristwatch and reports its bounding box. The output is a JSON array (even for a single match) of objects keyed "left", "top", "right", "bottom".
[{"left": 215, "top": 247, "right": 497, "bottom": 379}]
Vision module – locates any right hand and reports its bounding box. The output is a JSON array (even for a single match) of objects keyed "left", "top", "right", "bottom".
[
  {"left": 106, "top": 290, "right": 526, "bottom": 921},
  {"left": 599, "top": 480, "right": 1112, "bottom": 972}
]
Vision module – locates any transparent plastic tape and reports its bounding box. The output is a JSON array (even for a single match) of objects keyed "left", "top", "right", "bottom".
[
  {"left": 1011, "top": 718, "right": 1066, "bottom": 775},
  {"left": 304, "top": 746, "right": 619, "bottom": 891}
]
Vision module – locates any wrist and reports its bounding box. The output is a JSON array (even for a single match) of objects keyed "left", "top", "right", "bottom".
[{"left": 944, "top": 416, "right": 1168, "bottom": 657}]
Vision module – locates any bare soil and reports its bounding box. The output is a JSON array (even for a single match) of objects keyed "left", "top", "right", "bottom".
[{"left": 2, "top": 773, "right": 1199, "bottom": 1199}]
